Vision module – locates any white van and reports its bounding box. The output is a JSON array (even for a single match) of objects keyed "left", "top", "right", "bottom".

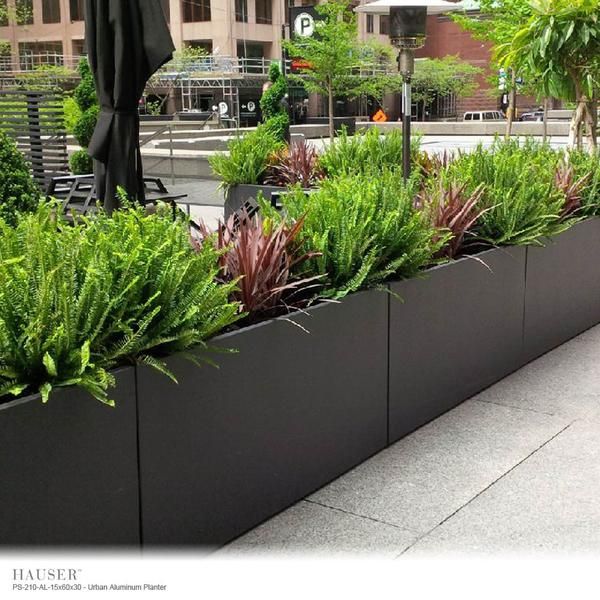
[{"left": 463, "top": 111, "right": 505, "bottom": 122}]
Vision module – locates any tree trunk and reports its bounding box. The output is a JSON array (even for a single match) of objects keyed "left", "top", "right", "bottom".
[
  {"left": 583, "top": 99, "right": 598, "bottom": 153},
  {"left": 505, "top": 70, "right": 517, "bottom": 139},
  {"left": 327, "top": 80, "right": 335, "bottom": 141},
  {"left": 569, "top": 98, "right": 586, "bottom": 151},
  {"left": 542, "top": 97, "right": 549, "bottom": 143}
]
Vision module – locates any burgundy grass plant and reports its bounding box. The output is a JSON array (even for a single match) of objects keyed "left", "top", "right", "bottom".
[
  {"left": 194, "top": 210, "right": 322, "bottom": 322},
  {"left": 417, "top": 180, "right": 487, "bottom": 259},
  {"left": 264, "top": 139, "right": 324, "bottom": 188},
  {"left": 554, "top": 161, "right": 590, "bottom": 218}
]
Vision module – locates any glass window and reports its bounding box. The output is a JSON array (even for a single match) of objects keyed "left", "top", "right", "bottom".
[
  {"left": 1, "top": 0, "right": 8, "bottom": 26},
  {"left": 256, "top": 0, "right": 272, "bottom": 25},
  {"left": 69, "top": 0, "right": 84, "bottom": 21},
  {"left": 235, "top": 0, "right": 247, "bottom": 22},
  {"left": 472, "top": 113, "right": 481, "bottom": 120},
  {"left": 464, "top": 113, "right": 472, "bottom": 121},
  {"left": 42, "top": 0, "right": 61, "bottom": 24},
  {"left": 16, "top": 0, "right": 33, "bottom": 25},
  {"left": 379, "top": 15, "right": 389, "bottom": 35},
  {"left": 366, "top": 14, "right": 373, "bottom": 34},
  {"left": 19, "top": 41, "right": 63, "bottom": 68},
  {"left": 182, "top": 0, "right": 211, "bottom": 22}
]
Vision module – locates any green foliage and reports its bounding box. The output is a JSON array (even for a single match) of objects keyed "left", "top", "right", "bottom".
[
  {"left": 446, "top": 139, "right": 572, "bottom": 245},
  {"left": 69, "top": 149, "right": 93, "bottom": 175},
  {"left": 73, "top": 104, "right": 99, "bottom": 148},
  {"left": 0, "top": 131, "right": 40, "bottom": 225},
  {"left": 498, "top": 0, "right": 600, "bottom": 103},
  {"left": 72, "top": 58, "right": 99, "bottom": 159},
  {"left": 569, "top": 149, "right": 600, "bottom": 214},
  {"left": 319, "top": 127, "right": 421, "bottom": 178},
  {"left": 263, "top": 171, "right": 445, "bottom": 298},
  {"left": 0, "top": 203, "right": 240, "bottom": 406},
  {"left": 412, "top": 56, "right": 482, "bottom": 108},
  {"left": 260, "top": 62, "right": 290, "bottom": 141},
  {"left": 209, "top": 123, "right": 285, "bottom": 188},
  {"left": 63, "top": 95, "right": 81, "bottom": 134}
]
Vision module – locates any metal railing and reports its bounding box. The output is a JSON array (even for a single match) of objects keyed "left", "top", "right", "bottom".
[
  {"left": 157, "top": 56, "right": 271, "bottom": 78},
  {"left": 0, "top": 53, "right": 83, "bottom": 73}
]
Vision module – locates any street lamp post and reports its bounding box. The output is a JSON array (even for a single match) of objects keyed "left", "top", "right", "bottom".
[{"left": 356, "top": 0, "right": 461, "bottom": 180}]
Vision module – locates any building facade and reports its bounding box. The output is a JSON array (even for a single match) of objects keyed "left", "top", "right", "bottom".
[{"left": 0, "top": 1, "right": 537, "bottom": 120}]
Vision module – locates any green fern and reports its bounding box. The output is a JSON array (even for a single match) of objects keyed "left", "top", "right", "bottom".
[
  {"left": 263, "top": 171, "right": 447, "bottom": 299},
  {"left": 0, "top": 203, "right": 240, "bottom": 406}
]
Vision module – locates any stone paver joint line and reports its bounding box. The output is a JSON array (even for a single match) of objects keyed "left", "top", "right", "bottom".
[{"left": 395, "top": 420, "right": 576, "bottom": 558}]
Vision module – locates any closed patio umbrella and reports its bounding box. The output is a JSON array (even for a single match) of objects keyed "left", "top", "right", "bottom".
[{"left": 85, "top": 0, "right": 174, "bottom": 213}]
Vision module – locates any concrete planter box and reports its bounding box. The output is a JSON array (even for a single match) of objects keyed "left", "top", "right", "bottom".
[
  {"left": 388, "top": 247, "right": 527, "bottom": 443},
  {"left": 137, "top": 289, "right": 388, "bottom": 547},
  {"left": 0, "top": 368, "right": 139, "bottom": 546},
  {"left": 523, "top": 218, "right": 600, "bottom": 362}
]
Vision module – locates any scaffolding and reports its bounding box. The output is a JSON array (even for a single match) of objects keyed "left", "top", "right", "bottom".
[{"left": 152, "top": 56, "right": 271, "bottom": 125}]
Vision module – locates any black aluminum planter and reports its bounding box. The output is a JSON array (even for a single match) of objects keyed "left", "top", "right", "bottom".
[
  {"left": 137, "top": 289, "right": 388, "bottom": 547},
  {"left": 0, "top": 368, "right": 139, "bottom": 546},
  {"left": 224, "top": 184, "right": 284, "bottom": 219},
  {"left": 388, "top": 247, "right": 527, "bottom": 443},
  {"left": 523, "top": 218, "right": 600, "bottom": 362}
]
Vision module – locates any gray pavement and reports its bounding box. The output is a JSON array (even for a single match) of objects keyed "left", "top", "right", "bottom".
[{"left": 221, "top": 325, "right": 600, "bottom": 558}]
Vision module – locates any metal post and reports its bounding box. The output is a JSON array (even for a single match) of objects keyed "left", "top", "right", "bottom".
[
  {"left": 169, "top": 124, "right": 175, "bottom": 186},
  {"left": 402, "top": 76, "right": 411, "bottom": 181}
]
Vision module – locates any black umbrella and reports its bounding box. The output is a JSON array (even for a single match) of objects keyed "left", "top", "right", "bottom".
[{"left": 85, "top": 0, "right": 174, "bottom": 213}]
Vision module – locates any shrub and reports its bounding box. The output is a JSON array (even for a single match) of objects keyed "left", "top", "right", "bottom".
[
  {"left": 0, "top": 203, "right": 240, "bottom": 406},
  {"left": 264, "top": 139, "right": 324, "bottom": 188},
  {"left": 446, "top": 139, "right": 571, "bottom": 246},
  {"left": 0, "top": 131, "right": 40, "bottom": 225},
  {"left": 69, "top": 148, "right": 93, "bottom": 175},
  {"left": 194, "top": 210, "right": 321, "bottom": 321},
  {"left": 319, "top": 127, "right": 421, "bottom": 178},
  {"left": 264, "top": 171, "right": 447, "bottom": 298},
  {"left": 260, "top": 62, "right": 289, "bottom": 141},
  {"left": 73, "top": 104, "right": 100, "bottom": 149},
  {"left": 63, "top": 95, "right": 81, "bottom": 135},
  {"left": 209, "top": 123, "right": 285, "bottom": 189},
  {"left": 71, "top": 58, "right": 99, "bottom": 170}
]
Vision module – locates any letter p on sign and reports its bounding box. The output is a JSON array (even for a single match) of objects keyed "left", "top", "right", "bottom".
[{"left": 294, "top": 12, "right": 315, "bottom": 37}]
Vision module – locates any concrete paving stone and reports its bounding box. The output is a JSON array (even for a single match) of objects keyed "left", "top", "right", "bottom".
[
  {"left": 309, "top": 399, "right": 570, "bottom": 534},
  {"left": 475, "top": 325, "right": 600, "bottom": 420},
  {"left": 169, "top": 179, "right": 224, "bottom": 206},
  {"left": 404, "top": 418, "right": 600, "bottom": 556},
  {"left": 220, "top": 500, "right": 417, "bottom": 558}
]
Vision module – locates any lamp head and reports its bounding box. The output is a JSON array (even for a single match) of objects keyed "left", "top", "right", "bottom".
[{"left": 356, "top": 0, "right": 463, "bottom": 49}]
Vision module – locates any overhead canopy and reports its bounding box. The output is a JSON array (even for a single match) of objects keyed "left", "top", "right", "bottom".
[
  {"left": 85, "top": 0, "right": 175, "bottom": 212},
  {"left": 356, "top": 0, "right": 463, "bottom": 15}
]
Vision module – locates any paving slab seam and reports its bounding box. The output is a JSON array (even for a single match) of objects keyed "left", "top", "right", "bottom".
[
  {"left": 303, "top": 499, "right": 421, "bottom": 536},
  {"left": 474, "top": 397, "right": 556, "bottom": 417},
  {"left": 394, "top": 420, "right": 575, "bottom": 558}
]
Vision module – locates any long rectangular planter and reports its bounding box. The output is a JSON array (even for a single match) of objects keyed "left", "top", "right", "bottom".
[
  {"left": 523, "top": 218, "right": 600, "bottom": 363},
  {"left": 137, "top": 289, "right": 388, "bottom": 547},
  {"left": 224, "top": 184, "right": 284, "bottom": 219},
  {"left": 0, "top": 368, "right": 140, "bottom": 546},
  {"left": 388, "top": 247, "right": 527, "bottom": 443}
]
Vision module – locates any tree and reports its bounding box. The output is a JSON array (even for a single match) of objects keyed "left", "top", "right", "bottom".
[
  {"left": 452, "top": 0, "right": 534, "bottom": 137},
  {"left": 282, "top": 0, "right": 364, "bottom": 139},
  {"left": 411, "top": 56, "right": 481, "bottom": 119},
  {"left": 498, "top": 0, "right": 600, "bottom": 151}
]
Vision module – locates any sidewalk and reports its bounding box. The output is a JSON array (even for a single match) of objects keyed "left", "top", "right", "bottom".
[{"left": 221, "top": 325, "right": 600, "bottom": 557}]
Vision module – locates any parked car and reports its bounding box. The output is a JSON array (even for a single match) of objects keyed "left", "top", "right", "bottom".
[
  {"left": 519, "top": 111, "right": 544, "bottom": 122},
  {"left": 463, "top": 110, "right": 506, "bottom": 122}
]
